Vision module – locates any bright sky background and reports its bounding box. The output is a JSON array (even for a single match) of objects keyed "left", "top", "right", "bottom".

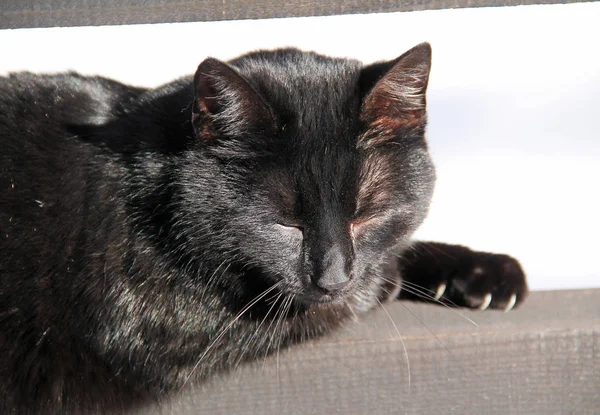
[{"left": 1, "top": 2, "right": 599, "bottom": 290}]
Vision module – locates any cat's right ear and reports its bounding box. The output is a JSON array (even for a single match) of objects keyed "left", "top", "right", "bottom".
[
  {"left": 192, "top": 58, "right": 277, "bottom": 139},
  {"left": 358, "top": 43, "right": 432, "bottom": 147}
]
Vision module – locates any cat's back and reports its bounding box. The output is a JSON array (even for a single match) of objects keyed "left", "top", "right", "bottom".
[
  {"left": 0, "top": 72, "right": 147, "bottom": 172},
  {"left": 0, "top": 72, "right": 143, "bottom": 281},
  {"left": 0, "top": 71, "right": 145, "bottom": 142},
  {"left": 0, "top": 71, "right": 143, "bottom": 206}
]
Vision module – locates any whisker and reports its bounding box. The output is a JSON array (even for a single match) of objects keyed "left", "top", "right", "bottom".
[
  {"left": 236, "top": 292, "right": 283, "bottom": 368},
  {"left": 199, "top": 260, "right": 230, "bottom": 302},
  {"left": 411, "top": 242, "right": 457, "bottom": 261},
  {"left": 276, "top": 295, "right": 294, "bottom": 387},
  {"left": 179, "top": 281, "right": 282, "bottom": 392},
  {"left": 261, "top": 293, "right": 288, "bottom": 368},
  {"left": 398, "top": 281, "right": 478, "bottom": 328},
  {"left": 345, "top": 300, "right": 359, "bottom": 321},
  {"left": 400, "top": 278, "right": 464, "bottom": 305},
  {"left": 371, "top": 290, "right": 411, "bottom": 391},
  {"left": 400, "top": 280, "right": 451, "bottom": 300},
  {"left": 396, "top": 279, "right": 447, "bottom": 302},
  {"left": 265, "top": 291, "right": 283, "bottom": 305},
  {"left": 399, "top": 303, "right": 454, "bottom": 357}
]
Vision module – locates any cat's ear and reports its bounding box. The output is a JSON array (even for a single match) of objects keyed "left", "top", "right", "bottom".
[
  {"left": 192, "top": 58, "right": 276, "bottom": 139},
  {"left": 359, "top": 42, "right": 431, "bottom": 147}
]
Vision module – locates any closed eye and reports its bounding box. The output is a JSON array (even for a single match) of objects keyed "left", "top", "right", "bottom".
[
  {"left": 275, "top": 223, "right": 304, "bottom": 236},
  {"left": 350, "top": 217, "right": 381, "bottom": 238}
]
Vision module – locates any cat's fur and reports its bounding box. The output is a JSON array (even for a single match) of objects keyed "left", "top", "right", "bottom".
[{"left": 0, "top": 43, "right": 528, "bottom": 414}]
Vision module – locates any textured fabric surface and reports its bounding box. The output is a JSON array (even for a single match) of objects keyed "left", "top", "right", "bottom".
[
  {"left": 140, "top": 289, "right": 599, "bottom": 414},
  {"left": 0, "top": 0, "right": 593, "bottom": 29}
]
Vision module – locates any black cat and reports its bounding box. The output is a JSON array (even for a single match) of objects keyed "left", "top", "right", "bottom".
[{"left": 0, "top": 43, "right": 527, "bottom": 414}]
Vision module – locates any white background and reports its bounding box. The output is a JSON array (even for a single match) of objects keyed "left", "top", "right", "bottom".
[{"left": 1, "top": 2, "right": 599, "bottom": 291}]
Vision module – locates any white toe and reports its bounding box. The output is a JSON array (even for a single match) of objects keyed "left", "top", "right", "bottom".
[
  {"left": 504, "top": 294, "right": 517, "bottom": 312},
  {"left": 434, "top": 283, "right": 447, "bottom": 301},
  {"left": 478, "top": 293, "right": 492, "bottom": 311}
]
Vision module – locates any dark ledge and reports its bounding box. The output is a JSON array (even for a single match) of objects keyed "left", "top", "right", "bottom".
[
  {"left": 146, "top": 289, "right": 599, "bottom": 414},
  {"left": 0, "top": 0, "right": 593, "bottom": 30}
]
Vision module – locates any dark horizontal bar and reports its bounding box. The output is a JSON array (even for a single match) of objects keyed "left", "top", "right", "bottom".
[{"left": 0, "top": 0, "right": 593, "bottom": 30}]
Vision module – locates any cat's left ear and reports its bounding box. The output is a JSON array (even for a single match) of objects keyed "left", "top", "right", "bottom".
[
  {"left": 359, "top": 42, "right": 432, "bottom": 146},
  {"left": 192, "top": 58, "right": 277, "bottom": 139}
]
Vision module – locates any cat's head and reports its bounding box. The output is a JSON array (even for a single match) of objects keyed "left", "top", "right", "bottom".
[{"left": 179, "top": 44, "right": 435, "bottom": 305}]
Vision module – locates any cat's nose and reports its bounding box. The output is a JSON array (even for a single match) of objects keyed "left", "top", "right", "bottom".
[
  {"left": 312, "top": 244, "right": 351, "bottom": 292},
  {"left": 314, "top": 272, "right": 350, "bottom": 292}
]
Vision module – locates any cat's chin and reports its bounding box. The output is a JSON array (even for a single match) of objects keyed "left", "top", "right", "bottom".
[
  {"left": 295, "top": 288, "right": 357, "bottom": 306},
  {"left": 297, "top": 294, "right": 335, "bottom": 305}
]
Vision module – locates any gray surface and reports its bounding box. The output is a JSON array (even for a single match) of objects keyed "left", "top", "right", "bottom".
[
  {"left": 0, "top": 0, "right": 595, "bottom": 29},
  {"left": 144, "top": 289, "right": 600, "bottom": 414}
]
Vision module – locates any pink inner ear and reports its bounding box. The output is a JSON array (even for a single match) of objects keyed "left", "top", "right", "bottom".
[
  {"left": 359, "top": 110, "right": 426, "bottom": 148},
  {"left": 371, "top": 114, "right": 413, "bottom": 134},
  {"left": 192, "top": 58, "right": 277, "bottom": 138},
  {"left": 363, "top": 85, "right": 426, "bottom": 125},
  {"left": 359, "top": 84, "right": 427, "bottom": 147},
  {"left": 359, "top": 45, "right": 431, "bottom": 148},
  {"left": 199, "top": 93, "right": 219, "bottom": 117}
]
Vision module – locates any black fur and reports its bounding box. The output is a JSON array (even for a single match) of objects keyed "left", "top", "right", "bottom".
[{"left": 0, "top": 44, "right": 527, "bottom": 414}]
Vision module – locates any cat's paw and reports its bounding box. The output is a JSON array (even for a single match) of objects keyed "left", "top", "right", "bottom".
[
  {"left": 441, "top": 251, "right": 528, "bottom": 311},
  {"left": 399, "top": 243, "right": 528, "bottom": 311}
]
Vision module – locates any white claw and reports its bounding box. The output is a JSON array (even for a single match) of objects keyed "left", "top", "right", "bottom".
[
  {"left": 504, "top": 294, "right": 517, "bottom": 312},
  {"left": 434, "top": 283, "right": 447, "bottom": 301},
  {"left": 478, "top": 293, "right": 492, "bottom": 311}
]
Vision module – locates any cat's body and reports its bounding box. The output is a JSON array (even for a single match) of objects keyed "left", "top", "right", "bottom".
[{"left": 0, "top": 45, "right": 527, "bottom": 414}]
